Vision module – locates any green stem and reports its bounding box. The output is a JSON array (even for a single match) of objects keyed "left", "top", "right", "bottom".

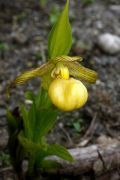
[
  {"left": 28, "top": 155, "right": 35, "bottom": 175},
  {"left": 26, "top": 155, "right": 41, "bottom": 180}
]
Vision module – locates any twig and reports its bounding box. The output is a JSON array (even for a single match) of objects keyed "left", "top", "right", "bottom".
[
  {"left": 0, "top": 166, "right": 13, "bottom": 173},
  {"left": 77, "top": 113, "right": 97, "bottom": 147},
  {"left": 58, "top": 123, "right": 73, "bottom": 146}
]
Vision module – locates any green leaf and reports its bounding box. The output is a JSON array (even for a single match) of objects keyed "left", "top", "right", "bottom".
[
  {"left": 28, "top": 103, "right": 36, "bottom": 139},
  {"left": 47, "top": 144, "right": 74, "bottom": 162},
  {"left": 20, "top": 88, "right": 59, "bottom": 143},
  {"left": 18, "top": 131, "right": 41, "bottom": 154},
  {"left": 6, "top": 110, "right": 18, "bottom": 132},
  {"left": 35, "top": 88, "right": 52, "bottom": 109},
  {"left": 25, "top": 90, "right": 35, "bottom": 101},
  {"left": 35, "top": 148, "right": 47, "bottom": 168},
  {"left": 73, "top": 122, "right": 81, "bottom": 133},
  {"left": 48, "top": 0, "right": 72, "bottom": 58},
  {"left": 20, "top": 105, "right": 32, "bottom": 139},
  {"left": 41, "top": 160, "right": 62, "bottom": 170},
  {"left": 39, "top": 0, "right": 47, "bottom": 7},
  {"left": 33, "top": 108, "right": 59, "bottom": 142}
]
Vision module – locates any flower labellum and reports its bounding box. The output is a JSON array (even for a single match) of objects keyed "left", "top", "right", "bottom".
[{"left": 48, "top": 78, "right": 88, "bottom": 111}]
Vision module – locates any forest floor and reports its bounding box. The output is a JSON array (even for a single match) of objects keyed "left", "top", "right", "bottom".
[{"left": 0, "top": 0, "right": 120, "bottom": 179}]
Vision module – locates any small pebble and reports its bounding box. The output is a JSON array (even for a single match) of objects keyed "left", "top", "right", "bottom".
[
  {"left": 11, "top": 32, "right": 27, "bottom": 44},
  {"left": 110, "top": 5, "right": 120, "bottom": 13},
  {"left": 97, "top": 33, "right": 120, "bottom": 54}
]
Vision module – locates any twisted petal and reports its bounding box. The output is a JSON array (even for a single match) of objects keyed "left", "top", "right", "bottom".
[
  {"left": 65, "top": 62, "right": 98, "bottom": 83},
  {"left": 52, "top": 55, "right": 83, "bottom": 62},
  {"left": 12, "top": 62, "right": 55, "bottom": 86}
]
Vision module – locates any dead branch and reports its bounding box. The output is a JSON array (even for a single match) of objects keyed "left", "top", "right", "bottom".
[{"left": 44, "top": 141, "right": 120, "bottom": 178}]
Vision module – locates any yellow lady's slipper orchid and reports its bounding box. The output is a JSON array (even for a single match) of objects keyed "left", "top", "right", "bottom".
[{"left": 11, "top": 55, "right": 98, "bottom": 111}]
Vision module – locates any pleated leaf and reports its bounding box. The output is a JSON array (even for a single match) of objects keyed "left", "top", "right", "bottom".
[
  {"left": 35, "top": 88, "right": 52, "bottom": 109},
  {"left": 18, "top": 131, "right": 41, "bottom": 154},
  {"left": 33, "top": 108, "right": 59, "bottom": 142},
  {"left": 48, "top": 0, "right": 72, "bottom": 58},
  {"left": 47, "top": 144, "right": 73, "bottom": 162},
  {"left": 20, "top": 105, "right": 32, "bottom": 139}
]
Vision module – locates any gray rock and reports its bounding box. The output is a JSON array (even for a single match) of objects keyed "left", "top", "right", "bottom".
[
  {"left": 11, "top": 31, "right": 27, "bottom": 44},
  {"left": 97, "top": 33, "right": 120, "bottom": 54},
  {"left": 110, "top": 5, "right": 120, "bottom": 13},
  {"left": 0, "top": 128, "right": 8, "bottom": 149},
  {"left": 0, "top": 108, "right": 6, "bottom": 117}
]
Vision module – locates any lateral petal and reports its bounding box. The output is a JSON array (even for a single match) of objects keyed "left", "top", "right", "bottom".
[
  {"left": 12, "top": 62, "right": 55, "bottom": 86},
  {"left": 66, "top": 62, "right": 98, "bottom": 83}
]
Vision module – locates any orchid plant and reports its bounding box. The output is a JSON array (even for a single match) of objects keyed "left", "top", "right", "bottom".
[{"left": 7, "top": 0, "right": 97, "bottom": 179}]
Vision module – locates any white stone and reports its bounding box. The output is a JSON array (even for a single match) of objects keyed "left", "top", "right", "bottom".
[
  {"left": 110, "top": 5, "right": 120, "bottom": 13},
  {"left": 97, "top": 33, "right": 120, "bottom": 54}
]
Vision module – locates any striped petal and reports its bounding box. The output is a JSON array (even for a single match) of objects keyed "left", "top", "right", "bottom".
[
  {"left": 65, "top": 62, "right": 98, "bottom": 83},
  {"left": 12, "top": 62, "right": 55, "bottom": 86},
  {"left": 51, "top": 55, "right": 83, "bottom": 62}
]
